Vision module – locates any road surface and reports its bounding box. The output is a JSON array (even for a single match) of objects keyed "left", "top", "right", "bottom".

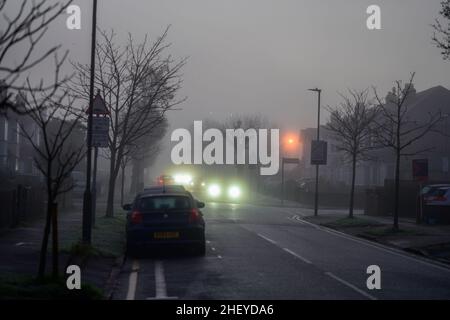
[{"left": 112, "top": 202, "right": 450, "bottom": 300}]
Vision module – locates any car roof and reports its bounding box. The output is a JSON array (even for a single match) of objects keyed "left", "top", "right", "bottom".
[
  {"left": 139, "top": 192, "right": 192, "bottom": 198},
  {"left": 137, "top": 185, "right": 192, "bottom": 199},
  {"left": 425, "top": 184, "right": 450, "bottom": 187},
  {"left": 142, "top": 185, "right": 186, "bottom": 193}
]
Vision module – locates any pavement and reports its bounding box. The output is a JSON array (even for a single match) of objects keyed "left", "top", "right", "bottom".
[
  {"left": 111, "top": 200, "right": 450, "bottom": 300},
  {"left": 0, "top": 199, "right": 121, "bottom": 296}
]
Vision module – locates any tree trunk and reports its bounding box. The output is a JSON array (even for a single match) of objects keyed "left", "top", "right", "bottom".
[
  {"left": 38, "top": 199, "right": 52, "bottom": 278},
  {"left": 120, "top": 165, "right": 125, "bottom": 206},
  {"left": 393, "top": 149, "right": 400, "bottom": 231},
  {"left": 38, "top": 172, "right": 53, "bottom": 278},
  {"left": 105, "top": 171, "right": 118, "bottom": 217},
  {"left": 131, "top": 158, "right": 144, "bottom": 195},
  {"left": 51, "top": 202, "right": 58, "bottom": 278},
  {"left": 105, "top": 151, "right": 117, "bottom": 218},
  {"left": 349, "top": 155, "right": 357, "bottom": 219}
]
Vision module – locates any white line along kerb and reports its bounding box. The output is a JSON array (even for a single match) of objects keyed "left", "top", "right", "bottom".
[{"left": 126, "top": 259, "right": 140, "bottom": 300}]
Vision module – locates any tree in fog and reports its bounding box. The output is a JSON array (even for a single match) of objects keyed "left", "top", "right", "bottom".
[
  {"left": 373, "top": 73, "right": 444, "bottom": 230},
  {"left": 0, "top": 0, "right": 71, "bottom": 114},
  {"left": 17, "top": 87, "right": 85, "bottom": 278},
  {"left": 326, "top": 89, "right": 378, "bottom": 219},
  {"left": 128, "top": 117, "right": 168, "bottom": 196},
  {"left": 71, "top": 29, "right": 185, "bottom": 217},
  {"left": 432, "top": 0, "right": 450, "bottom": 60}
]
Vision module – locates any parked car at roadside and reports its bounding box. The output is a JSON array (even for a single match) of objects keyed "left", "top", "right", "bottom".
[
  {"left": 123, "top": 186, "right": 206, "bottom": 256},
  {"left": 422, "top": 185, "right": 450, "bottom": 224}
]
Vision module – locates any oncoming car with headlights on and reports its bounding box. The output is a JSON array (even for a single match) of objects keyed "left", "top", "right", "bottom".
[
  {"left": 123, "top": 187, "right": 206, "bottom": 256},
  {"left": 201, "top": 180, "right": 247, "bottom": 203}
]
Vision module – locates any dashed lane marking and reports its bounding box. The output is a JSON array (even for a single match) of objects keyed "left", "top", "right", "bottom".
[
  {"left": 325, "top": 272, "right": 377, "bottom": 300},
  {"left": 257, "top": 233, "right": 277, "bottom": 244},
  {"left": 282, "top": 248, "right": 312, "bottom": 264}
]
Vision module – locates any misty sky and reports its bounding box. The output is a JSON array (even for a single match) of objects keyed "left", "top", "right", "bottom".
[{"left": 7, "top": 0, "right": 450, "bottom": 176}]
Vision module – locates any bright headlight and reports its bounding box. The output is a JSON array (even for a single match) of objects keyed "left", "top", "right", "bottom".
[
  {"left": 174, "top": 174, "right": 192, "bottom": 185},
  {"left": 208, "top": 184, "right": 221, "bottom": 197},
  {"left": 228, "top": 186, "right": 241, "bottom": 199}
]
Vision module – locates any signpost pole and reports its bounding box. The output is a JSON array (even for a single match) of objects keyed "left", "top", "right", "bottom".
[
  {"left": 82, "top": 0, "right": 98, "bottom": 244},
  {"left": 281, "top": 159, "right": 285, "bottom": 206},
  {"left": 308, "top": 88, "right": 322, "bottom": 217},
  {"left": 92, "top": 145, "right": 98, "bottom": 227},
  {"left": 412, "top": 159, "right": 428, "bottom": 225}
]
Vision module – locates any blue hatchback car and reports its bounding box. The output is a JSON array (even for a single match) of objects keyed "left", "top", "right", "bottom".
[{"left": 123, "top": 189, "right": 206, "bottom": 256}]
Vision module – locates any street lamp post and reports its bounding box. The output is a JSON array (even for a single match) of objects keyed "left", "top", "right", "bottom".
[
  {"left": 308, "top": 88, "right": 321, "bottom": 217},
  {"left": 82, "top": 0, "right": 98, "bottom": 244}
]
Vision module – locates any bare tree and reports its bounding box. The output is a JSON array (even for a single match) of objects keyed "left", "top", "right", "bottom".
[
  {"left": 128, "top": 117, "right": 168, "bottom": 195},
  {"left": 18, "top": 86, "right": 85, "bottom": 278},
  {"left": 326, "top": 89, "right": 378, "bottom": 218},
  {"left": 432, "top": 0, "right": 450, "bottom": 60},
  {"left": 0, "top": 0, "right": 71, "bottom": 114},
  {"left": 71, "top": 28, "right": 185, "bottom": 217},
  {"left": 373, "top": 73, "right": 444, "bottom": 230}
]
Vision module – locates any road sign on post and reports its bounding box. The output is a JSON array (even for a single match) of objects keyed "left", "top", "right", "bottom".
[
  {"left": 412, "top": 159, "right": 428, "bottom": 181},
  {"left": 92, "top": 117, "right": 109, "bottom": 148},
  {"left": 311, "top": 140, "right": 327, "bottom": 165}
]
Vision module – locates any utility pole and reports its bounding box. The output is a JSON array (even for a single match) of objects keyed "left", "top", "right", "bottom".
[
  {"left": 308, "top": 88, "right": 321, "bottom": 216},
  {"left": 82, "top": 0, "right": 98, "bottom": 244}
]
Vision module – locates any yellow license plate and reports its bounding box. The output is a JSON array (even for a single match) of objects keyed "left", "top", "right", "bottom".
[{"left": 153, "top": 232, "right": 179, "bottom": 239}]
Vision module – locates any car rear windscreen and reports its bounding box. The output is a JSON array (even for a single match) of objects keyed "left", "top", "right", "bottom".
[
  {"left": 429, "top": 188, "right": 450, "bottom": 196},
  {"left": 138, "top": 196, "right": 192, "bottom": 211}
]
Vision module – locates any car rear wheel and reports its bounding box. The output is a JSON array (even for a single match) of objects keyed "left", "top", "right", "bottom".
[{"left": 193, "top": 241, "right": 206, "bottom": 256}]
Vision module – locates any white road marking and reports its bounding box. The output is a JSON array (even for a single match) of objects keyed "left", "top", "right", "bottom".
[
  {"left": 325, "top": 272, "right": 377, "bottom": 300},
  {"left": 289, "top": 215, "right": 450, "bottom": 273},
  {"left": 155, "top": 260, "right": 168, "bottom": 298},
  {"left": 145, "top": 260, "right": 179, "bottom": 300},
  {"left": 257, "top": 233, "right": 277, "bottom": 244},
  {"left": 211, "top": 247, "right": 216, "bottom": 251},
  {"left": 126, "top": 259, "right": 139, "bottom": 300},
  {"left": 217, "top": 255, "right": 222, "bottom": 259},
  {"left": 281, "top": 208, "right": 307, "bottom": 217},
  {"left": 282, "top": 248, "right": 312, "bottom": 264}
]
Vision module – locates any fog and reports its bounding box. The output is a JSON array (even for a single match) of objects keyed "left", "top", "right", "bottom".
[{"left": 5, "top": 0, "right": 450, "bottom": 177}]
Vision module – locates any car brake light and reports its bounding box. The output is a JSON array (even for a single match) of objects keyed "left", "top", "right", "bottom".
[
  {"left": 131, "top": 210, "right": 143, "bottom": 224},
  {"left": 189, "top": 208, "right": 201, "bottom": 224},
  {"left": 433, "top": 195, "right": 447, "bottom": 201}
]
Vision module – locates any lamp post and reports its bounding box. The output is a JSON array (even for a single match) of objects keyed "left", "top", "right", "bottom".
[
  {"left": 308, "top": 88, "right": 321, "bottom": 217},
  {"left": 82, "top": 0, "right": 98, "bottom": 244}
]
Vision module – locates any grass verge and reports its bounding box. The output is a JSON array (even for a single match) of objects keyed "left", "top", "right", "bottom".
[
  {"left": 60, "top": 213, "right": 126, "bottom": 259},
  {"left": 0, "top": 275, "right": 103, "bottom": 300}
]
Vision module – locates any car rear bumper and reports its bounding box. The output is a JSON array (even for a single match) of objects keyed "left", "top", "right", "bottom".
[{"left": 127, "top": 225, "right": 205, "bottom": 248}]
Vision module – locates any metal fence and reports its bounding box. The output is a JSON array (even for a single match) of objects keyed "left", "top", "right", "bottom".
[{"left": 0, "top": 174, "right": 45, "bottom": 229}]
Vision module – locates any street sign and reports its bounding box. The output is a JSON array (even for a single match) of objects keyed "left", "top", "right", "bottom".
[
  {"left": 283, "top": 158, "right": 300, "bottom": 164},
  {"left": 311, "top": 140, "right": 327, "bottom": 165},
  {"left": 412, "top": 159, "right": 428, "bottom": 181},
  {"left": 86, "top": 92, "right": 109, "bottom": 115},
  {"left": 92, "top": 116, "right": 109, "bottom": 148}
]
